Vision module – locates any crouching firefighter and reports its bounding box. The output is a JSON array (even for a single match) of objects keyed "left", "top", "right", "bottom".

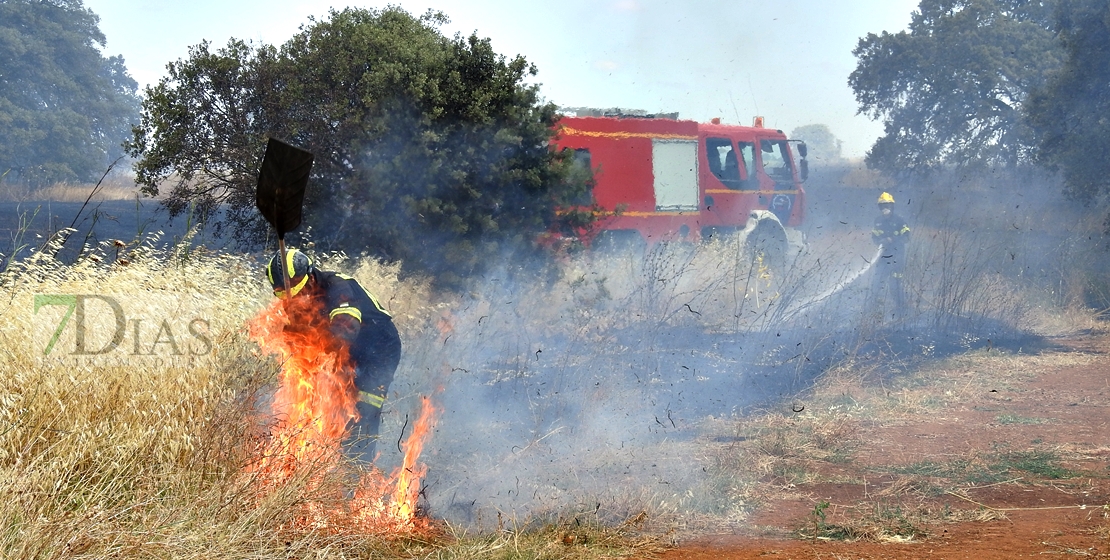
[
  {"left": 267, "top": 248, "right": 402, "bottom": 462},
  {"left": 871, "top": 192, "right": 911, "bottom": 316}
]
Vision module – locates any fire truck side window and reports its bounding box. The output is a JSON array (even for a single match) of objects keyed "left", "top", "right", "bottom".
[
  {"left": 739, "top": 143, "right": 755, "bottom": 183},
  {"left": 568, "top": 148, "right": 594, "bottom": 205},
  {"left": 705, "top": 137, "right": 742, "bottom": 189},
  {"left": 573, "top": 147, "right": 592, "bottom": 169},
  {"left": 759, "top": 140, "right": 794, "bottom": 187}
]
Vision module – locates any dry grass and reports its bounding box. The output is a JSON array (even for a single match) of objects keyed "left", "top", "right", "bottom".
[
  {"left": 0, "top": 241, "right": 664, "bottom": 559},
  {"left": 0, "top": 175, "right": 141, "bottom": 202},
  {"left": 1097, "top": 504, "right": 1110, "bottom": 541},
  {"left": 798, "top": 500, "right": 1012, "bottom": 543},
  {"left": 697, "top": 405, "right": 864, "bottom": 527},
  {"left": 0, "top": 240, "right": 308, "bottom": 558},
  {"left": 423, "top": 514, "right": 670, "bottom": 560}
]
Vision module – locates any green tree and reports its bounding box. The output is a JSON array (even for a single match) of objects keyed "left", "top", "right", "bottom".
[
  {"left": 790, "top": 124, "right": 844, "bottom": 164},
  {"left": 1027, "top": 0, "right": 1110, "bottom": 204},
  {"left": 0, "top": 0, "right": 140, "bottom": 185},
  {"left": 849, "top": 0, "right": 1062, "bottom": 173},
  {"left": 129, "top": 7, "right": 590, "bottom": 284}
]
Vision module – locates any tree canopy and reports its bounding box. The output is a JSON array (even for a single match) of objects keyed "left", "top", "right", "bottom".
[
  {"left": 789, "top": 124, "right": 844, "bottom": 165},
  {"left": 849, "top": 0, "right": 1063, "bottom": 173},
  {"left": 1026, "top": 0, "right": 1110, "bottom": 204},
  {"left": 129, "top": 7, "right": 590, "bottom": 284},
  {"left": 0, "top": 0, "right": 140, "bottom": 185}
]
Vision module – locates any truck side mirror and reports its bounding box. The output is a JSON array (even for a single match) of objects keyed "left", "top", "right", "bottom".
[
  {"left": 797, "top": 142, "right": 808, "bottom": 158},
  {"left": 800, "top": 159, "right": 809, "bottom": 182}
]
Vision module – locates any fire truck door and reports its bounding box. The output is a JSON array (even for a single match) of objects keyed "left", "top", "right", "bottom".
[{"left": 652, "top": 139, "right": 698, "bottom": 211}]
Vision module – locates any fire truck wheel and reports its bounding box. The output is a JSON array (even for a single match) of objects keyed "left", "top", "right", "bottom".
[{"left": 746, "top": 221, "right": 788, "bottom": 274}]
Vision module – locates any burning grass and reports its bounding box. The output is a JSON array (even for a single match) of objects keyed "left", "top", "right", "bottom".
[{"left": 244, "top": 290, "right": 439, "bottom": 533}]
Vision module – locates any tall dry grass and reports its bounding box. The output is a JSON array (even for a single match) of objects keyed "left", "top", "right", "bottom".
[
  {"left": 0, "top": 238, "right": 433, "bottom": 558},
  {"left": 0, "top": 237, "right": 667, "bottom": 558},
  {"left": 0, "top": 174, "right": 141, "bottom": 203},
  {"left": 895, "top": 178, "right": 1105, "bottom": 337}
]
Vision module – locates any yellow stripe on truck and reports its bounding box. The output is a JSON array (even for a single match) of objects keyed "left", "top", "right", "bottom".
[
  {"left": 705, "top": 189, "right": 800, "bottom": 195},
  {"left": 559, "top": 126, "right": 697, "bottom": 141}
]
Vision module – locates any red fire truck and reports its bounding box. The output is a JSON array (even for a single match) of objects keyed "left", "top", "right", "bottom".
[{"left": 554, "top": 110, "right": 808, "bottom": 264}]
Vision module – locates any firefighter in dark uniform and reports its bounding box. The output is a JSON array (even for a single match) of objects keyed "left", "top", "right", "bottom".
[
  {"left": 267, "top": 248, "right": 401, "bottom": 462},
  {"left": 871, "top": 192, "right": 911, "bottom": 316}
]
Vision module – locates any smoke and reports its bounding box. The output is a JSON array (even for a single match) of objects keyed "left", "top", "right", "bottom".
[
  {"left": 370, "top": 240, "right": 871, "bottom": 526},
  {"left": 364, "top": 166, "right": 1101, "bottom": 529}
]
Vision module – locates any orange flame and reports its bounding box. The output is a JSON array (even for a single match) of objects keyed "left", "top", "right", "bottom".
[
  {"left": 351, "top": 396, "right": 437, "bottom": 529},
  {"left": 245, "top": 295, "right": 438, "bottom": 534},
  {"left": 392, "top": 396, "right": 436, "bottom": 520}
]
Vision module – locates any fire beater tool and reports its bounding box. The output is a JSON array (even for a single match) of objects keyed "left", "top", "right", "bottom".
[{"left": 256, "top": 138, "right": 314, "bottom": 297}]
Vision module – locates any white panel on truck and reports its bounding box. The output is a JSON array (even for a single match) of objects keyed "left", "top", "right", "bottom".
[{"left": 652, "top": 139, "right": 698, "bottom": 211}]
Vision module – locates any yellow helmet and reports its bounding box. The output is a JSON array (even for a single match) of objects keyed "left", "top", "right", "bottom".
[
  {"left": 267, "top": 248, "right": 313, "bottom": 297},
  {"left": 877, "top": 192, "right": 895, "bottom": 205}
]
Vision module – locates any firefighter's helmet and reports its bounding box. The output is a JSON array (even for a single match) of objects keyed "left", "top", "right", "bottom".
[
  {"left": 267, "top": 248, "right": 313, "bottom": 297},
  {"left": 878, "top": 192, "right": 895, "bottom": 205}
]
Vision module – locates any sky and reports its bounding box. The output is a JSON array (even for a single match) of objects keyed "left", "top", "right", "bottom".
[{"left": 83, "top": 0, "right": 921, "bottom": 159}]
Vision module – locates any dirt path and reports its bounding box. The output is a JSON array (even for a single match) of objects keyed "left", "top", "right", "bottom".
[{"left": 658, "top": 333, "right": 1110, "bottom": 559}]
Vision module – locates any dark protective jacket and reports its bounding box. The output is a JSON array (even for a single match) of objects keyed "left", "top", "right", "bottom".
[
  {"left": 281, "top": 269, "right": 401, "bottom": 462},
  {"left": 303, "top": 270, "right": 402, "bottom": 402},
  {"left": 872, "top": 212, "right": 910, "bottom": 271}
]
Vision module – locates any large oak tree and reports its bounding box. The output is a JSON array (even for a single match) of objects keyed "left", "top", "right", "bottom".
[
  {"left": 1027, "top": 0, "right": 1110, "bottom": 205},
  {"left": 0, "top": 0, "right": 140, "bottom": 185},
  {"left": 850, "top": 0, "right": 1062, "bottom": 173},
  {"left": 129, "top": 7, "right": 590, "bottom": 284}
]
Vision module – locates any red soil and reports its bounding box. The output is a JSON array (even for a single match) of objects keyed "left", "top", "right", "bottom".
[{"left": 657, "top": 333, "right": 1110, "bottom": 559}]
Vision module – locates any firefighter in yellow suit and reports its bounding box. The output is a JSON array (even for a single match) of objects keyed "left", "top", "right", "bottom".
[
  {"left": 267, "top": 248, "right": 401, "bottom": 462},
  {"left": 871, "top": 192, "right": 911, "bottom": 316}
]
